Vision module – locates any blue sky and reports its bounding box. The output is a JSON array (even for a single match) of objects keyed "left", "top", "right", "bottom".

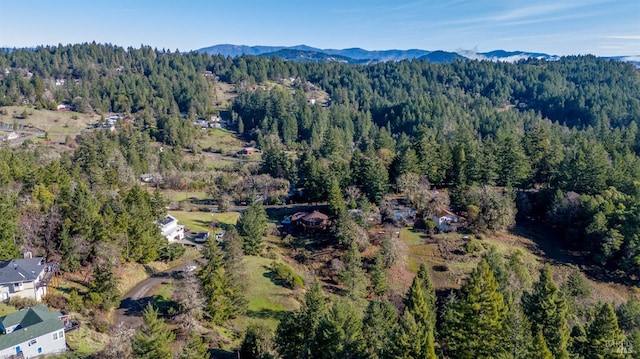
[{"left": 0, "top": 0, "right": 638, "bottom": 56}]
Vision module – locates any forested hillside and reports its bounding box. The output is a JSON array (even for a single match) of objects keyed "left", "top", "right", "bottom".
[{"left": 0, "top": 44, "right": 639, "bottom": 358}]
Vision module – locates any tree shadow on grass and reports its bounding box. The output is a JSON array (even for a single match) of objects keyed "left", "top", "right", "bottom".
[
  {"left": 246, "top": 308, "right": 287, "bottom": 321},
  {"left": 210, "top": 348, "right": 236, "bottom": 359},
  {"left": 118, "top": 294, "right": 179, "bottom": 319}
]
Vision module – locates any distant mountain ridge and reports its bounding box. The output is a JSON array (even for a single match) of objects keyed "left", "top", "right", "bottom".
[
  {"left": 197, "top": 44, "right": 563, "bottom": 63},
  {"left": 197, "top": 44, "right": 640, "bottom": 67}
]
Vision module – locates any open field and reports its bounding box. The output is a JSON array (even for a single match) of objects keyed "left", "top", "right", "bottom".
[
  {"left": 211, "top": 81, "right": 238, "bottom": 108},
  {"left": 168, "top": 210, "right": 240, "bottom": 233},
  {"left": 0, "top": 105, "right": 99, "bottom": 140},
  {"left": 164, "top": 190, "right": 208, "bottom": 202},
  {"left": 235, "top": 256, "right": 302, "bottom": 329},
  {"left": 395, "top": 226, "right": 635, "bottom": 304}
]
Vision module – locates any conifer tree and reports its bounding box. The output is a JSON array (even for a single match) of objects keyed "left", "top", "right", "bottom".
[
  {"left": 132, "top": 305, "right": 175, "bottom": 359},
  {"left": 275, "top": 280, "right": 326, "bottom": 359},
  {"left": 528, "top": 330, "right": 553, "bottom": 359},
  {"left": 586, "top": 302, "right": 626, "bottom": 359},
  {"left": 569, "top": 324, "right": 588, "bottom": 358},
  {"left": 369, "top": 252, "right": 389, "bottom": 297},
  {"left": 312, "top": 298, "right": 366, "bottom": 359},
  {"left": 237, "top": 199, "right": 267, "bottom": 255},
  {"left": 416, "top": 263, "right": 437, "bottom": 328},
  {"left": 503, "top": 303, "right": 533, "bottom": 359},
  {"left": 241, "top": 322, "right": 277, "bottom": 359},
  {"left": 339, "top": 241, "right": 368, "bottom": 300},
  {"left": 394, "top": 276, "right": 438, "bottom": 359},
  {"left": 393, "top": 310, "right": 437, "bottom": 359},
  {"left": 222, "top": 226, "right": 248, "bottom": 317},
  {"left": 198, "top": 239, "right": 233, "bottom": 324},
  {"left": 522, "top": 264, "right": 570, "bottom": 359},
  {"left": 327, "top": 177, "right": 347, "bottom": 219},
  {"left": 362, "top": 300, "right": 397, "bottom": 359},
  {"left": 180, "top": 332, "right": 210, "bottom": 359},
  {"left": 442, "top": 259, "right": 507, "bottom": 358}
]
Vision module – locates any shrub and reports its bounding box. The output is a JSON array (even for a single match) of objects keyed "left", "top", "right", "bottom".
[
  {"left": 68, "top": 289, "right": 83, "bottom": 312},
  {"left": 85, "top": 292, "right": 103, "bottom": 309},
  {"left": 562, "top": 269, "right": 591, "bottom": 299},
  {"left": 44, "top": 293, "right": 68, "bottom": 310},
  {"left": 433, "top": 264, "right": 449, "bottom": 272},
  {"left": 465, "top": 238, "right": 484, "bottom": 254},
  {"left": 158, "top": 243, "right": 186, "bottom": 261},
  {"left": 8, "top": 296, "right": 38, "bottom": 310},
  {"left": 269, "top": 261, "right": 304, "bottom": 288}
]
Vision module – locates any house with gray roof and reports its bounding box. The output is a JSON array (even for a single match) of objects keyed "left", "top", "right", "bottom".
[
  {"left": 0, "top": 257, "right": 56, "bottom": 302},
  {"left": 0, "top": 305, "right": 66, "bottom": 358}
]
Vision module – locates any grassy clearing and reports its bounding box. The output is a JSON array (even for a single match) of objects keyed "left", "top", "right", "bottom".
[
  {"left": 215, "top": 211, "right": 241, "bottom": 225},
  {"left": 0, "top": 105, "right": 99, "bottom": 132},
  {"left": 198, "top": 128, "right": 244, "bottom": 154},
  {"left": 169, "top": 210, "right": 214, "bottom": 233},
  {"left": 235, "top": 256, "right": 301, "bottom": 330},
  {"left": 168, "top": 210, "right": 240, "bottom": 233},
  {"left": 164, "top": 190, "right": 208, "bottom": 202},
  {"left": 65, "top": 324, "right": 109, "bottom": 354}
]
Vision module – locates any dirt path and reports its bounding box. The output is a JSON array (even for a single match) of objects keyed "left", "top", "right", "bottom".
[{"left": 113, "top": 267, "right": 183, "bottom": 329}]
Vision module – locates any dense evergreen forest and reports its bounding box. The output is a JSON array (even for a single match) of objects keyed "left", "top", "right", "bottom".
[{"left": 1, "top": 43, "right": 639, "bottom": 358}]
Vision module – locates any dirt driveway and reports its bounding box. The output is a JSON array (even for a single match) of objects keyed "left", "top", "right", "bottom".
[{"left": 113, "top": 267, "right": 183, "bottom": 329}]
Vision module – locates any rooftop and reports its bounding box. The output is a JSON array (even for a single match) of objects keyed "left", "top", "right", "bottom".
[
  {"left": 158, "top": 215, "right": 178, "bottom": 227},
  {"left": 0, "top": 258, "right": 45, "bottom": 285},
  {"left": 0, "top": 305, "right": 64, "bottom": 350}
]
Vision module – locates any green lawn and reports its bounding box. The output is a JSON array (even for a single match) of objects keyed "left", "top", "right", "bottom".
[
  {"left": 164, "top": 190, "right": 208, "bottom": 202},
  {"left": 168, "top": 210, "right": 240, "bottom": 233},
  {"left": 0, "top": 303, "right": 16, "bottom": 317},
  {"left": 214, "top": 211, "right": 240, "bottom": 225},
  {"left": 236, "top": 256, "right": 301, "bottom": 329}
]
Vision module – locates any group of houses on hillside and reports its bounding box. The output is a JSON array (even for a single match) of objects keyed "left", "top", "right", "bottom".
[
  {"left": 0, "top": 255, "right": 68, "bottom": 358},
  {"left": 193, "top": 115, "right": 224, "bottom": 129}
]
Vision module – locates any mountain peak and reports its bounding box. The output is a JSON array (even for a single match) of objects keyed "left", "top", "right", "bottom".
[{"left": 197, "top": 44, "right": 636, "bottom": 65}]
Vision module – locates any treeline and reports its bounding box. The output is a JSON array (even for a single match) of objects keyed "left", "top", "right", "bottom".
[{"left": 241, "top": 259, "right": 640, "bottom": 359}]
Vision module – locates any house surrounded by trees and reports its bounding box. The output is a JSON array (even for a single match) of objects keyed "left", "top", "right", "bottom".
[{"left": 0, "top": 256, "right": 57, "bottom": 302}]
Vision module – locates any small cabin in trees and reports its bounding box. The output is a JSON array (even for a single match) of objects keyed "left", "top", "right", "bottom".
[
  {"left": 283, "top": 211, "right": 331, "bottom": 231},
  {"left": 431, "top": 209, "right": 459, "bottom": 232}
]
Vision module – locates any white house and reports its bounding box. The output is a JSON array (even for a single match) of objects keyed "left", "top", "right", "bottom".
[
  {"left": 158, "top": 215, "right": 185, "bottom": 242},
  {"left": 0, "top": 305, "right": 67, "bottom": 359},
  {"left": 431, "top": 209, "right": 459, "bottom": 232},
  {"left": 0, "top": 257, "right": 56, "bottom": 302}
]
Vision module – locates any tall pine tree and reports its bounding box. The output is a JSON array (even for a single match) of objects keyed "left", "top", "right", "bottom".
[
  {"left": 131, "top": 305, "right": 175, "bottom": 359},
  {"left": 522, "top": 264, "right": 570, "bottom": 359},
  {"left": 442, "top": 259, "right": 508, "bottom": 358},
  {"left": 586, "top": 302, "right": 626, "bottom": 359},
  {"left": 198, "top": 239, "right": 234, "bottom": 324},
  {"left": 237, "top": 199, "right": 268, "bottom": 255}
]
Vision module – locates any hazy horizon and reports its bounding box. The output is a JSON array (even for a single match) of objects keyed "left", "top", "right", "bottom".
[{"left": 0, "top": 0, "right": 638, "bottom": 57}]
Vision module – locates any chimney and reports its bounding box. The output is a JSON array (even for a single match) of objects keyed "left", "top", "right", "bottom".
[{"left": 23, "top": 251, "right": 32, "bottom": 259}]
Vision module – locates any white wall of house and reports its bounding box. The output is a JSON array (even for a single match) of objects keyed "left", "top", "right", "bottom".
[
  {"left": 0, "top": 329, "right": 66, "bottom": 359},
  {"left": 432, "top": 214, "right": 458, "bottom": 232},
  {"left": 0, "top": 282, "right": 46, "bottom": 302}
]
